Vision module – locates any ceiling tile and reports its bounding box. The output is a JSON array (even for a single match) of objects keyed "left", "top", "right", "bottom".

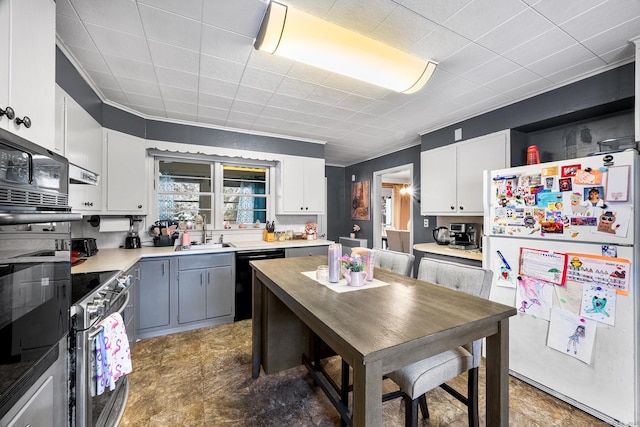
[
  {"left": 436, "top": 43, "right": 498, "bottom": 77},
  {"left": 285, "top": 63, "right": 332, "bottom": 85},
  {"left": 294, "top": 101, "right": 332, "bottom": 116},
  {"left": 56, "top": 0, "right": 77, "bottom": 19},
  {"left": 234, "top": 85, "right": 272, "bottom": 105},
  {"left": 199, "top": 93, "right": 234, "bottom": 110},
  {"left": 155, "top": 66, "right": 198, "bottom": 92},
  {"left": 68, "top": 0, "right": 144, "bottom": 36},
  {"left": 126, "top": 93, "right": 165, "bottom": 109},
  {"left": 306, "top": 85, "right": 349, "bottom": 106},
  {"left": 326, "top": 0, "right": 398, "bottom": 36},
  {"left": 484, "top": 68, "right": 548, "bottom": 92},
  {"left": 201, "top": 0, "right": 267, "bottom": 38},
  {"left": 598, "top": 43, "right": 636, "bottom": 64},
  {"left": 67, "top": 45, "right": 110, "bottom": 74},
  {"left": 400, "top": 0, "right": 472, "bottom": 24},
  {"left": 246, "top": 50, "right": 293, "bottom": 75},
  {"left": 545, "top": 56, "right": 611, "bottom": 84},
  {"left": 275, "top": 77, "right": 319, "bottom": 99},
  {"left": 502, "top": 27, "right": 576, "bottom": 66},
  {"left": 100, "top": 88, "right": 129, "bottom": 105},
  {"left": 322, "top": 106, "right": 357, "bottom": 121},
  {"left": 56, "top": 15, "right": 94, "bottom": 49},
  {"left": 148, "top": 41, "right": 199, "bottom": 74},
  {"left": 197, "top": 105, "right": 229, "bottom": 122},
  {"left": 199, "top": 55, "right": 245, "bottom": 83},
  {"left": 117, "top": 76, "right": 162, "bottom": 98},
  {"left": 201, "top": 25, "right": 253, "bottom": 64},
  {"left": 560, "top": 0, "right": 640, "bottom": 41},
  {"left": 580, "top": 16, "right": 640, "bottom": 57},
  {"left": 85, "top": 70, "right": 120, "bottom": 90},
  {"left": 139, "top": 4, "right": 201, "bottom": 51},
  {"left": 526, "top": 43, "right": 602, "bottom": 77},
  {"left": 411, "top": 26, "right": 470, "bottom": 62},
  {"left": 159, "top": 85, "right": 198, "bottom": 104},
  {"left": 476, "top": 9, "right": 554, "bottom": 55},
  {"left": 336, "top": 94, "right": 376, "bottom": 111},
  {"left": 231, "top": 99, "right": 266, "bottom": 115},
  {"left": 372, "top": 6, "right": 437, "bottom": 51},
  {"left": 102, "top": 55, "right": 156, "bottom": 81},
  {"left": 84, "top": 24, "right": 151, "bottom": 62},
  {"left": 198, "top": 76, "right": 239, "bottom": 98},
  {"left": 138, "top": 0, "right": 203, "bottom": 21},
  {"left": 461, "top": 56, "right": 521, "bottom": 85},
  {"left": 164, "top": 99, "right": 197, "bottom": 115},
  {"left": 265, "top": 93, "right": 304, "bottom": 110},
  {"left": 240, "top": 67, "right": 285, "bottom": 92},
  {"left": 530, "top": 0, "right": 608, "bottom": 25},
  {"left": 443, "top": 0, "right": 527, "bottom": 40}
]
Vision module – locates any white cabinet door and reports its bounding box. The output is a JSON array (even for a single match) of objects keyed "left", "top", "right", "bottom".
[
  {"left": 279, "top": 155, "right": 325, "bottom": 214},
  {"left": 69, "top": 183, "right": 102, "bottom": 212},
  {"left": 420, "top": 145, "right": 456, "bottom": 214},
  {"left": 457, "top": 131, "right": 509, "bottom": 214},
  {"left": 421, "top": 130, "right": 509, "bottom": 215},
  {"left": 0, "top": 0, "right": 55, "bottom": 150},
  {"left": 66, "top": 95, "right": 103, "bottom": 173},
  {"left": 301, "top": 157, "right": 325, "bottom": 213},
  {"left": 105, "top": 130, "right": 148, "bottom": 214}
]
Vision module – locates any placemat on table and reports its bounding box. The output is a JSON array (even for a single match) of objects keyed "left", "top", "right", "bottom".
[{"left": 301, "top": 271, "right": 390, "bottom": 293}]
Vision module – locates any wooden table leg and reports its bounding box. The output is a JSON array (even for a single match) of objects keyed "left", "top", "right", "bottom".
[
  {"left": 252, "top": 272, "right": 262, "bottom": 379},
  {"left": 485, "top": 317, "right": 510, "bottom": 426},
  {"left": 351, "top": 359, "right": 383, "bottom": 427}
]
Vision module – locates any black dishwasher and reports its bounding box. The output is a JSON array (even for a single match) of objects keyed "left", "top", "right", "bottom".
[{"left": 235, "top": 249, "right": 286, "bottom": 321}]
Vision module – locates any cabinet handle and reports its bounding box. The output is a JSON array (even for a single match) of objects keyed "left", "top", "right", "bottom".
[
  {"left": 0, "top": 106, "right": 15, "bottom": 120},
  {"left": 84, "top": 202, "right": 93, "bottom": 207},
  {"left": 459, "top": 206, "right": 464, "bottom": 211},
  {"left": 450, "top": 206, "right": 455, "bottom": 210},
  {"left": 300, "top": 207, "right": 303, "bottom": 210},
  {"left": 162, "top": 263, "right": 165, "bottom": 276},
  {"left": 207, "top": 272, "right": 211, "bottom": 284},
  {"left": 200, "top": 273, "right": 203, "bottom": 286},
  {"left": 138, "top": 204, "right": 143, "bottom": 209},
  {"left": 15, "top": 115, "right": 31, "bottom": 128},
  {"left": 305, "top": 207, "right": 308, "bottom": 210}
]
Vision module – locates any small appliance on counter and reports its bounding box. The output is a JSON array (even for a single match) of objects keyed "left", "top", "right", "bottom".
[
  {"left": 125, "top": 231, "right": 141, "bottom": 249},
  {"left": 448, "top": 223, "right": 480, "bottom": 250},
  {"left": 71, "top": 237, "right": 98, "bottom": 257},
  {"left": 124, "top": 220, "right": 142, "bottom": 249},
  {"left": 432, "top": 226, "right": 450, "bottom": 245}
]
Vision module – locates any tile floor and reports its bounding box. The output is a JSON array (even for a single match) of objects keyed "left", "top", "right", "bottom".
[{"left": 119, "top": 320, "right": 608, "bottom": 426}]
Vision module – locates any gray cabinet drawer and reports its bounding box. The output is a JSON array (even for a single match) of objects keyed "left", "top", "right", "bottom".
[
  {"left": 285, "top": 246, "right": 328, "bottom": 258},
  {"left": 179, "top": 253, "right": 233, "bottom": 270}
]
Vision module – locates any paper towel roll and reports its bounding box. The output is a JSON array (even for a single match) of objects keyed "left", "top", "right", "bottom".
[{"left": 99, "top": 218, "right": 130, "bottom": 232}]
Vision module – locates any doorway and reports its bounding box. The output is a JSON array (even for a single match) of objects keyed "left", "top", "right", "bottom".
[{"left": 372, "top": 164, "right": 412, "bottom": 251}]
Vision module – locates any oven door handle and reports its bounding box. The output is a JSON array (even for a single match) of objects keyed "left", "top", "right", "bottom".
[
  {"left": 0, "top": 212, "right": 83, "bottom": 225},
  {"left": 87, "top": 291, "right": 131, "bottom": 341}
]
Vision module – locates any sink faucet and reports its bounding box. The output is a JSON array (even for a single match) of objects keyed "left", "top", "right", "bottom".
[{"left": 219, "top": 234, "right": 224, "bottom": 244}]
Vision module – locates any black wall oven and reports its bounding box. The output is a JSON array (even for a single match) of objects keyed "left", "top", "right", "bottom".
[{"left": 0, "top": 128, "right": 81, "bottom": 419}]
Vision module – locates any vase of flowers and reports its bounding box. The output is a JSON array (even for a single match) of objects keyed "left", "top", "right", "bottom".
[
  {"left": 305, "top": 222, "right": 318, "bottom": 240},
  {"left": 341, "top": 254, "right": 367, "bottom": 286},
  {"left": 350, "top": 224, "right": 360, "bottom": 239}
]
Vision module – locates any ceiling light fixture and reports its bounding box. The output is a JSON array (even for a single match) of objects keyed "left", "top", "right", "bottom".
[{"left": 254, "top": 1, "right": 437, "bottom": 94}]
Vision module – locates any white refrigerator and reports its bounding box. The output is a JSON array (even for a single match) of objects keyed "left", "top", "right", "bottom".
[{"left": 482, "top": 150, "right": 639, "bottom": 426}]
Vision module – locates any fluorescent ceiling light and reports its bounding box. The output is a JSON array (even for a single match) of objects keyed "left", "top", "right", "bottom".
[{"left": 254, "top": 1, "right": 437, "bottom": 94}]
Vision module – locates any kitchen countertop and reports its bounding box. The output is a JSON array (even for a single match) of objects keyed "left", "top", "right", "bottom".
[
  {"left": 71, "top": 239, "right": 333, "bottom": 274},
  {"left": 413, "top": 242, "right": 483, "bottom": 262}
]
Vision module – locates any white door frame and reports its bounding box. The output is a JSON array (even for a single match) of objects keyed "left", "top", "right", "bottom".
[{"left": 372, "top": 164, "right": 413, "bottom": 250}]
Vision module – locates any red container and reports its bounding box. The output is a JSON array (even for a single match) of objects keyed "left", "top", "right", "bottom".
[{"left": 527, "top": 145, "right": 540, "bottom": 165}]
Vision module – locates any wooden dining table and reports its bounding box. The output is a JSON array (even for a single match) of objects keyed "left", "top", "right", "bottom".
[{"left": 251, "top": 256, "right": 516, "bottom": 427}]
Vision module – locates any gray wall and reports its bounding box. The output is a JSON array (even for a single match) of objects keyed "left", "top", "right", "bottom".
[
  {"left": 344, "top": 63, "right": 635, "bottom": 276},
  {"left": 325, "top": 166, "right": 346, "bottom": 242}
]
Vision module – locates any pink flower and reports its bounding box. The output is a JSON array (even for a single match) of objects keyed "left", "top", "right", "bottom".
[{"left": 352, "top": 224, "right": 361, "bottom": 232}]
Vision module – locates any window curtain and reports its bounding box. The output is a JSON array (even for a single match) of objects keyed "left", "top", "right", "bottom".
[
  {"left": 158, "top": 175, "right": 175, "bottom": 220},
  {"left": 237, "top": 182, "right": 255, "bottom": 224}
]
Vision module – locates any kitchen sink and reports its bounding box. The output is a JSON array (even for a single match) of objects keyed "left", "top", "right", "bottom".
[{"left": 175, "top": 243, "right": 233, "bottom": 251}]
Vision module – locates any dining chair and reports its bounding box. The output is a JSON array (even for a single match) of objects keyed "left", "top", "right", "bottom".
[
  {"left": 385, "top": 229, "right": 404, "bottom": 253},
  {"left": 385, "top": 257, "right": 493, "bottom": 427},
  {"left": 372, "top": 248, "right": 415, "bottom": 277}
]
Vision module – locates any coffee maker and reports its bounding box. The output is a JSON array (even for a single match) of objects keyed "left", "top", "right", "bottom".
[
  {"left": 448, "top": 223, "right": 480, "bottom": 250},
  {"left": 125, "top": 219, "right": 142, "bottom": 249}
]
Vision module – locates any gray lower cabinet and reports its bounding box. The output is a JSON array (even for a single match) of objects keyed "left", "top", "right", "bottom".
[
  {"left": 138, "top": 253, "right": 234, "bottom": 339},
  {"left": 177, "top": 254, "right": 233, "bottom": 324},
  {"left": 285, "top": 245, "right": 329, "bottom": 258},
  {"left": 138, "top": 258, "right": 171, "bottom": 331}
]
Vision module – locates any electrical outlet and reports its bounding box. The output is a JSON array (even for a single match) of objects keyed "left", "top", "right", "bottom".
[{"left": 423, "top": 219, "right": 429, "bottom": 228}]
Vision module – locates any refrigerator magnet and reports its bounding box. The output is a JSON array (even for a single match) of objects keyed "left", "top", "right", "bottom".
[
  {"left": 574, "top": 168, "right": 603, "bottom": 185},
  {"left": 561, "top": 164, "right": 580, "bottom": 177}
]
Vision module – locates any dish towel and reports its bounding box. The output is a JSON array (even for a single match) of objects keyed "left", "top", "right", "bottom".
[{"left": 95, "top": 312, "right": 132, "bottom": 396}]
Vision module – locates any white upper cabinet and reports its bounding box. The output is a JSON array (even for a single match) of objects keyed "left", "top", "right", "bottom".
[
  {"left": 277, "top": 155, "right": 325, "bottom": 214},
  {"left": 0, "top": 0, "right": 55, "bottom": 150},
  {"left": 105, "top": 130, "right": 148, "bottom": 214},
  {"left": 63, "top": 89, "right": 103, "bottom": 213},
  {"left": 421, "top": 130, "right": 510, "bottom": 215}
]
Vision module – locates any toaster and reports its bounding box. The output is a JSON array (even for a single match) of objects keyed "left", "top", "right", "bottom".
[{"left": 71, "top": 238, "right": 98, "bottom": 257}]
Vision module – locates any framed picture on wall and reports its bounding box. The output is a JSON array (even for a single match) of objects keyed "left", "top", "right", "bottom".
[{"left": 351, "top": 180, "right": 370, "bottom": 220}]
